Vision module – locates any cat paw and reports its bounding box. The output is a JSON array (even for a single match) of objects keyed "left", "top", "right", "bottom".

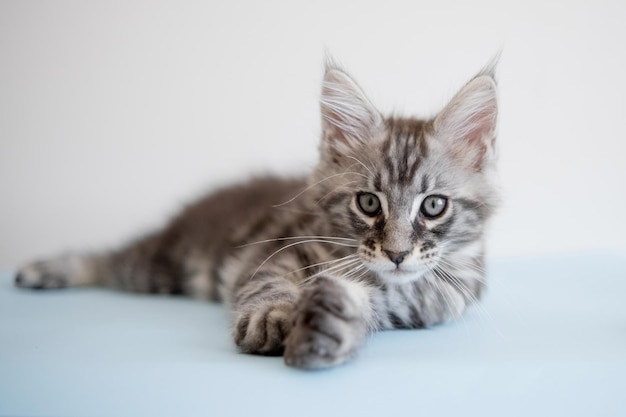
[
  {"left": 284, "top": 277, "right": 367, "bottom": 369},
  {"left": 234, "top": 301, "right": 294, "bottom": 356}
]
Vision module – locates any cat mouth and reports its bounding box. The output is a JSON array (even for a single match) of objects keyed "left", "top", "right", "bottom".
[{"left": 362, "top": 257, "right": 431, "bottom": 283}]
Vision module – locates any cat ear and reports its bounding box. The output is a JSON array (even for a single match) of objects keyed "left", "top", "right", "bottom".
[
  {"left": 433, "top": 72, "right": 498, "bottom": 171},
  {"left": 320, "top": 65, "right": 383, "bottom": 153}
]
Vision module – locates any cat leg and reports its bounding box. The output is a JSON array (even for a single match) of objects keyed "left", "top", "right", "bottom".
[
  {"left": 284, "top": 276, "right": 376, "bottom": 369},
  {"left": 15, "top": 253, "right": 105, "bottom": 290}
]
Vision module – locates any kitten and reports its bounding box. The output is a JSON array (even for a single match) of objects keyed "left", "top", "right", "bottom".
[{"left": 15, "top": 57, "right": 500, "bottom": 369}]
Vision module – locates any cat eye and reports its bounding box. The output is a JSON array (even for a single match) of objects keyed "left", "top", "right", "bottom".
[
  {"left": 420, "top": 195, "right": 448, "bottom": 218},
  {"left": 357, "top": 192, "right": 381, "bottom": 216}
]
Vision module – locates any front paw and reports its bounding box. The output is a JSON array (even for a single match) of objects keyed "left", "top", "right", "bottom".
[
  {"left": 284, "top": 278, "right": 367, "bottom": 369},
  {"left": 234, "top": 301, "right": 294, "bottom": 356}
]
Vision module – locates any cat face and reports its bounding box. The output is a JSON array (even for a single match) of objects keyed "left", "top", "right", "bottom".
[{"left": 315, "top": 64, "right": 499, "bottom": 285}]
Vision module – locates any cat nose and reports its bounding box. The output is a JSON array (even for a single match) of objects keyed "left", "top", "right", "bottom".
[{"left": 383, "top": 249, "right": 410, "bottom": 266}]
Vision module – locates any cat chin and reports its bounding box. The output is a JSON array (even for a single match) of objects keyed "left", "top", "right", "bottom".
[{"left": 376, "top": 268, "right": 427, "bottom": 286}]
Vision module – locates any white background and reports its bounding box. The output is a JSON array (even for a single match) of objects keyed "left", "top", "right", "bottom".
[{"left": 1, "top": 0, "right": 625, "bottom": 269}]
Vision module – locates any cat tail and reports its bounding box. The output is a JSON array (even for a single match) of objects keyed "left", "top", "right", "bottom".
[
  {"left": 15, "top": 250, "right": 114, "bottom": 290},
  {"left": 15, "top": 231, "right": 192, "bottom": 295}
]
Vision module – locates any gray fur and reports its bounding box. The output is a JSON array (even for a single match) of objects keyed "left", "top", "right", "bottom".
[{"left": 15, "top": 59, "right": 500, "bottom": 369}]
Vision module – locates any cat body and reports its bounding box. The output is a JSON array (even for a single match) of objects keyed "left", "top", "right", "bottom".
[{"left": 15, "top": 58, "right": 500, "bottom": 369}]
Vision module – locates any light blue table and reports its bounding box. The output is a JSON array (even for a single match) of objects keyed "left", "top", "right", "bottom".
[{"left": 1, "top": 253, "right": 625, "bottom": 417}]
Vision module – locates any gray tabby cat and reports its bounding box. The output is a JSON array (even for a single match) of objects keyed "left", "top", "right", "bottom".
[{"left": 15, "top": 58, "right": 500, "bottom": 369}]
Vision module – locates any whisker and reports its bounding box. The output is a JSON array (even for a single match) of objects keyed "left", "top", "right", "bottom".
[
  {"left": 285, "top": 254, "right": 359, "bottom": 278},
  {"left": 236, "top": 235, "right": 357, "bottom": 249},
  {"left": 311, "top": 258, "right": 361, "bottom": 277},
  {"left": 313, "top": 180, "right": 359, "bottom": 207},
  {"left": 426, "top": 270, "right": 465, "bottom": 326},
  {"left": 434, "top": 264, "right": 482, "bottom": 308},
  {"left": 435, "top": 270, "right": 470, "bottom": 331},
  {"left": 342, "top": 264, "right": 366, "bottom": 279},
  {"left": 441, "top": 256, "right": 487, "bottom": 275},
  {"left": 346, "top": 266, "right": 370, "bottom": 283},
  {"left": 249, "top": 239, "right": 358, "bottom": 281},
  {"left": 297, "top": 258, "right": 362, "bottom": 287},
  {"left": 273, "top": 207, "right": 325, "bottom": 217},
  {"left": 297, "top": 258, "right": 361, "bottom": 283},
  {"left": 272, "top": 170, "right": 368, "bottom": 208},
  {"left": 437, "top": 258, "right": 488, "bottom": 286},
  {"left": 344, "top": 155, "right": 376, "bottom": 178},
  {"left": 439, "top": 257, "right": 522, "bottom": 325},
  {"left": 434, "top": 264, "right": 503, "bottom": 338}
]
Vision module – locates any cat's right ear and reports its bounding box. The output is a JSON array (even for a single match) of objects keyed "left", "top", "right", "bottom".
[{"left": 320, "top": 66, "right": 383, "bottom": 154}]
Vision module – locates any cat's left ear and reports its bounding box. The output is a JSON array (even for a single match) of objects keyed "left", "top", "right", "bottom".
[
  {"left": 434, "top": 71, "right": 498, "bottom": 171},
  {"left": 320, "top": 65, "right": 383, "bottom": 154}
]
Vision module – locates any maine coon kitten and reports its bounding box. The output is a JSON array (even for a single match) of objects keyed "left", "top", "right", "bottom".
[{"left": 15, "top": 58, "right": 500, "bottom": 369}]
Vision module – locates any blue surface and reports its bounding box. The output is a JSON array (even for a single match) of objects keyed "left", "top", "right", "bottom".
[{"left": 1, "top": 253, "right": 625, "bottom": 417}]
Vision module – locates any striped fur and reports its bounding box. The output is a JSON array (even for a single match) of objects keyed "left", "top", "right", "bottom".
[{"left": 15, "top": 59, "right": 500, "bottom": 369}]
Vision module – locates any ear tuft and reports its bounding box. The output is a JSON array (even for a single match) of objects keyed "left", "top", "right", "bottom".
[
  {"left": 320, "top": 66, "right": 382, "bottom": 153},
  {"left": 434, "top": 73, "right": 498, "bottom": 170},
  {"left": 476, "top": 50, "right": 501, "bottom": 82}
]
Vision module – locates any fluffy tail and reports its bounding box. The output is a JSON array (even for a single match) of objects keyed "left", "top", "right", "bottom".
[
  {"left": 15, "top": 232, "right": 190, "bottom": 295},
  {"left": 15, "top": 251, "right": 107, "bottom": 290}
]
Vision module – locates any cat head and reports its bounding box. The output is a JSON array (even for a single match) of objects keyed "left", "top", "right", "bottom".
[{"left": 314, "top": 59, "right": 500, "bottom": 285}]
